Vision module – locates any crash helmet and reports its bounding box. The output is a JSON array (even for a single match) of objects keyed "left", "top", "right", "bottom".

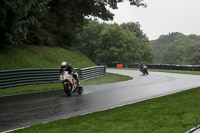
[{"left": 61, "top": 61, "right": 67, "bottom": 70}]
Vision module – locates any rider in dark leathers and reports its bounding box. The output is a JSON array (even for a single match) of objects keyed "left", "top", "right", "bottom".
[
  {"left": 139, "top": 62, "right": 144, "bottom": 72},
  {"left": 139, "top": 62, "right": 148, "bottom": 75}
]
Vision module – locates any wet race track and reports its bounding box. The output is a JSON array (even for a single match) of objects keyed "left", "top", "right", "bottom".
[{"left": 1, "top": 69, "right": 200, "bottom": 132}]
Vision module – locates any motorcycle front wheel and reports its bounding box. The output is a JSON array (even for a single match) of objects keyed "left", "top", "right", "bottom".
[{"left": 64, "top": 83, "right": 72, "bottom": 96}]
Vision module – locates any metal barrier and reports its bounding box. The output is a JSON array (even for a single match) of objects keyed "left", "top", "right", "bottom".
[
  {"left": 79, "top": 66, "right": 106, "bottom": 81},
  {"left": 128, "top": 64, "right": 200, "bottom": 71},
  {"left": 0, "top": 66, "right": 106, "bottom": 89}
]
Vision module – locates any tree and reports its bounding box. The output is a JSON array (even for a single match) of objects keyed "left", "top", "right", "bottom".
[
  {"left": 0, "top": 0, "right": 49, "bottom": 47},
  {"left": 73, "top": 20, "right": 108, "bottom": 62},
  {"left": 96, "top": 24, "right": 153, "bottom": 64},
  {"left": 121, "top": 22, "right": 148, "bottom": 42},
  {"left": 96, "top": 24, "right": 128, "bottom": 64},
  {"left": 45, "top": 0, "right": 147, "bottom": 47},
  {"left": 0, "top": 0, "right": 146, "bottom": 47},
  {"left": 150, "top": 32, "right": 200, "bottom": 65},
  {"left": 74, "top": 21, "right": 154, "bottom": 65},
  {"left": 120, "top": 22, "right": 154, "bottom": 63}
]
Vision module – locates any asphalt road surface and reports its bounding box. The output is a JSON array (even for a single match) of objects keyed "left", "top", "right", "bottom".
[{"left": 1, "top": 69, "right": 200, "bottom": 132}]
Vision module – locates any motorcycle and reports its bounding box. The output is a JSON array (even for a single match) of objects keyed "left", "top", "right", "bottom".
[
  {"left": 59, "top": 71, "right": 83, "bottom": 96},
  {"left": 141, "top": 65, "right": 149, "bottom": 75}
]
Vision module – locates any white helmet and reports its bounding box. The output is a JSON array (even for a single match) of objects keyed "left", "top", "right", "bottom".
[
  {"left": 61, "top": 62, "right": 67, "bottom": 69},
  {"left": 61, "top": 61, "right": 67, "bottom": 66}
]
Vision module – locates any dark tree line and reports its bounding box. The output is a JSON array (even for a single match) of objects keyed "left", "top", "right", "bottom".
[
  {"left": 73, "top": 21, "right": 154, "bottom": 65},
  {"left": 0, "top": 0, "right": 146, "bottom": 48},
  {"left": 150, "top": 32, "right": 200, "bottom": 65}
]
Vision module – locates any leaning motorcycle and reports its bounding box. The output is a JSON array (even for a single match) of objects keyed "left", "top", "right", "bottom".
[
  {"left": 59, "top": 71, "right": 83, "bottom": 96},
  {"left": 141, "top": 66, "right": 149, "bottom": 75}
]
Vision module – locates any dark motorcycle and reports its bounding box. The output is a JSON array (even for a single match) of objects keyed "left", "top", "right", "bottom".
[{"left": 141, "top": 65, "right": 149, "bottom": 75}]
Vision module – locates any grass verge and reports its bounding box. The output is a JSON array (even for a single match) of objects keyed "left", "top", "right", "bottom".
[
  {"left": 0, "top": 45, "right": 95, "bottom": 70},
  {"left": 0, "top": 73, "right": 132, "bottom": 97},
  {"left": 82, "top": 73, "right": 133, "bottom": 85},
  {"left": 148, "top": 69, "right": 200, "bottom": 75},
  {"left": 11, "top": 87, "right": 200, "bottom": 133}
]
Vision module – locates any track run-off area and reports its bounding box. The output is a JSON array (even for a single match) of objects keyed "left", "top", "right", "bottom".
[{"left": 1, "top": 69, "right": 200, "bottom": 132}]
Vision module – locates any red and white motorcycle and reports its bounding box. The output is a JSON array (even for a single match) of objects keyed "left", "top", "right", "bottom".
[{"left": 59, "top": 71, "right": 83, "bottom": 96}]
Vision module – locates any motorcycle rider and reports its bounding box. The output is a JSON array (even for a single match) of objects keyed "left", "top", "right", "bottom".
[
  {"left": 60, "top": 61, "right": 81, "bottom": 86},
  {"left": 139, "top": 62, "right": 148, "bottom": 75},
  {"left": 143, "top": 64, "right": 149, "bottom": 75},
  {"left": 139, "top": 62, "right": 144, "bottom": 72}
]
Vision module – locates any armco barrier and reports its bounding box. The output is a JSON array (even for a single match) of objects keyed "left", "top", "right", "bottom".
[
  {"left": 0, "top": 66, "right": 106, "bottom": 89},
  {"left": 79, "top": 66, "right": 106, "bottom": 81},
  {"left": 128, "top": 64, "right": 200, "bottom": 71}
]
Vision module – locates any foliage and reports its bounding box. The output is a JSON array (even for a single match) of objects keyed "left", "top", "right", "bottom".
[
  {"left": 0, "top": 0, "right": 146, "bottom": 47},
  {"left": 0, "top": 0, "right": 49, "bottom": 47},
  {"left": 74, "top": 21, "right": 154, "bottom": 65},
  {"left": 150, "top": 33, "right": 200, "bottom": 65},
  {"left": 96, "top": 24, "right": 135, "bottom": 64},
  {"left": 73, "top": 21, "right": 107, "bottom": 62},
  {"left": 121, "top": 22, "right": 148, "bottom": 42}
]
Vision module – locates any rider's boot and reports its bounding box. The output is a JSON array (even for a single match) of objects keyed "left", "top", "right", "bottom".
[
  {"left": 77, "top": 82, "right": 82, "bottom": 87},
  {"left": 75, "top": 78, "right": 82, "bottom": 87}
]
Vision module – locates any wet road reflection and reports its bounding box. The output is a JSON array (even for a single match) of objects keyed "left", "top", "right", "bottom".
[{"left": 1, "top": 69, "right": 200, "bottom": 132}]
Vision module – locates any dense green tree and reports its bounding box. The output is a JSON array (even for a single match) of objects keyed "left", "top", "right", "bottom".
[
  {"left": 0, "top": 0, "right": 146, "bottom": 47},
  {"left": 0, "top": 0, "right": 49, "bottom": 47},
  {"left": 150, "top": 32, "right": 200, "bottom": 65},
  {"left": 120, "top": 22, "right": 153, "bottom": 63},
  {"left": 150, "top": 32, "right": 180, "bottom": 63},
  {"left": 120, "top": 22, "right": 148, "bottom": 42},
  {"left": 96, "top": 24, "right": 133, "bottom": 64},
  {"left": 74, "top": 21, "right": 154, "bottom": 65},
  {"left": 73, "top": 21, "right": 108, "bottom": 61},
  {"left": 45, "top": 0, "right": 147, "bottom": 47}
]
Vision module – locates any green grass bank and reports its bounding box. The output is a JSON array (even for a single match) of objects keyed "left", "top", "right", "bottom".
[{"left": 0, "top": 45, "right": 95, "bottom": 70}]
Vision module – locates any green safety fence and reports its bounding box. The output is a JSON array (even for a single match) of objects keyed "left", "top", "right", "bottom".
[
  {"left": 79, "top": 66, "right": 106, "bottom": 81},
  {"left": 0, "top": 66, "right": 106, "bottom": 89}
]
